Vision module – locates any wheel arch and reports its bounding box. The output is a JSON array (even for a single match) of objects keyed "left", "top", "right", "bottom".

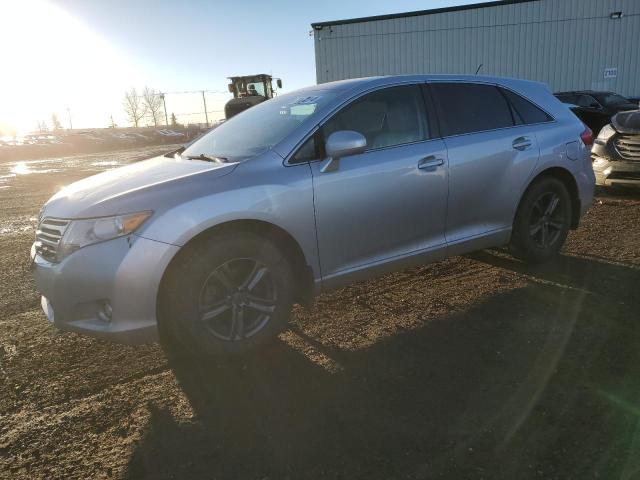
[
  {"left": 157, "top": 219, "right": 316, "bottom": 316},
  {"left": 519, "top": 166, "right": 581, "bottom": 229}
]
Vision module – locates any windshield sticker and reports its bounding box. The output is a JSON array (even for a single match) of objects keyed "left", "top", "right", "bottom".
[{"left": 291, "top": 96, "right": 321, "bottom": 105}]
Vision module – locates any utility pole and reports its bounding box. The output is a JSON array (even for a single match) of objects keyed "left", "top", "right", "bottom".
[
  {"left": 160, "top": 93, "right": 168, "bottom": 126},
  {"left": 66, "top": 106, "right": 73, "bottom": 130},
  {"left": 201, "top": 90, "right": 209, "bottom": 127}
]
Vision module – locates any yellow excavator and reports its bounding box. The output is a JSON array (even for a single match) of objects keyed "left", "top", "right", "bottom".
[{"left": 224, "top": 74, "right": 282, "bottom": 119}]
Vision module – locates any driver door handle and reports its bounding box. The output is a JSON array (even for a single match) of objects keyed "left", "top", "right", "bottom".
[
  {"left": 418, "top": 156, "right": 444, "bottom": 170},
  {"left": 512, "top": 136, "right": 533, "bottom": 151}
]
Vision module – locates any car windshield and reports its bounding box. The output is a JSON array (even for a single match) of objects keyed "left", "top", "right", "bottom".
[
  {"left": 596, "top": 92, "right": 634, "bottom": 107},
  {"left": 182, "top": 90, "right": 336, "bottom": 161}
]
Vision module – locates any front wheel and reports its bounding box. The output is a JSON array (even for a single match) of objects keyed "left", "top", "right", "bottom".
[
  {"left": 159, "top": 232, "right": 295, "bottom": 357},
  {"left": 510, "top": 177, "right": 572, "bottom": 264}
]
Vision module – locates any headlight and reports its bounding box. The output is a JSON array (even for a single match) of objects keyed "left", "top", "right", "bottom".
[
  {"left": 58, "top": 211, "right": 152, "bottom": 260},
  {"left": 596, "top": 124, "right": 615, "bottom": 141}
]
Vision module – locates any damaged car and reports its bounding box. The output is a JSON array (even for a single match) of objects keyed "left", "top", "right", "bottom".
[{"left": 593, "top": 110, "right": 640, "bottom": 188}]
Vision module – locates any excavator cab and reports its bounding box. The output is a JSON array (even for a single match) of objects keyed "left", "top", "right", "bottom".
[{"left": 225, "top": 74, "right": 283, "bottom": 119}]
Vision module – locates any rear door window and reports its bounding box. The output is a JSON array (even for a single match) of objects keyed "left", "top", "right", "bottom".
[{"left": 430, "top": 83, "right": 514, "bottom": 136}]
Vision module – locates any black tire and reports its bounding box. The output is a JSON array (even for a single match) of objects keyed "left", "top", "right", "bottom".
[
  {"left": 510, "top": 176, "right": 572, "bottom": 264},
  {"left": 158, "top": 231, "right": 295, "bottom": 357}
]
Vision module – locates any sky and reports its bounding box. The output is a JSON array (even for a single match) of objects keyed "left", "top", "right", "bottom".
[{"left": 0, "top": 0, "right": 485, "bottom": 135}]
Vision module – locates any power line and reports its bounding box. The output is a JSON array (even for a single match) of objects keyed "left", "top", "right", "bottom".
[
  {"left": 174, "top": 110, "right": 224, "bottom": 116},
  {"left": 132, "top": 90, "right": 228, "bottom": 100},
  {"left": 160, "top": 89, "right": 228, "bottom": 95}
]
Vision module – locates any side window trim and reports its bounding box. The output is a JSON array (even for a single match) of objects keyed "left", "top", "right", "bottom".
[
  {"left": 420, "top": 83, "right": 441, "bottom": 139},
  {"left": 497, "top": 86, "right": 522, "bottom": 126},
  {"left": 286, "top": 82, "right": 436, "bottom": 166}
]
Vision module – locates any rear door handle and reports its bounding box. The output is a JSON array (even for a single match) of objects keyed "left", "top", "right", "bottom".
[
  {"left": 418, "top": 156, "right": 444, "bottom": 170},
  {"left": 512, "top": 136, "right": 533, "bottom": 151}
]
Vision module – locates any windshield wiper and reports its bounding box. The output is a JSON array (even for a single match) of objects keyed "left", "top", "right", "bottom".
[
  {"left": 164, "top": 145, "right": 186, "bottom": 158},
  {"left": 185, "top": 153, "right": 227, "bottom": 163}
]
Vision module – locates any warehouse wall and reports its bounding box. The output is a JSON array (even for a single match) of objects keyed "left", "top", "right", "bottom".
[{"left": 313, "top": 0, "right": 640, "bottom": 96}]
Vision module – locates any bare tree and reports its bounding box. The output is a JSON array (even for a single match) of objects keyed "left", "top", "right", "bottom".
[
  {"left": 142, "top": 86, "right": 163, "bottom": 127},
  {"left": 51, "top": 113, "right": 63, "bottom": 131},
  {"left": 123, "top": 88, "right": 146, "bottom": 127},
  {"left": 36, "top": 120, "right": 48, "bottom": 133}
]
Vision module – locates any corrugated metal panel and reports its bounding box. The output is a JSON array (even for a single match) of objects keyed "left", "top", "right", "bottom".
[{"left": 313, "top": 0, "right": 640, "bottom": 96}]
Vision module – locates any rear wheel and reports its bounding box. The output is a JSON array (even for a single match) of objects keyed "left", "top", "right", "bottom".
[
  {"left": 159, "top": 232, "right": 295, "bottom": 357},
  {"left": 510, "top": 177, "right": 572, "bottom": 264}
]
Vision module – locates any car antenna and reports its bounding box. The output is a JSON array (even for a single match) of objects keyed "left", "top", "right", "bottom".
[{"left": 475, "top": 63, "right": 483, "bottom": 75}]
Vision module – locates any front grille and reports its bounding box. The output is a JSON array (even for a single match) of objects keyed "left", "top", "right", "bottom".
[
  {"left": 614, "top": 134, "right": 640, "bottom": 161},
  {"left": 35, "top": 218, "right": 70, "bottom": 262}
]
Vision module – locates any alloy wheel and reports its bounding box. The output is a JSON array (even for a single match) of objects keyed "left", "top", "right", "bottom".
[
  {"left": 197, "top": 258, "right": 277, "bottom": 341},
  {"left": 528, "top": 192, "right": 565, "bottom": 249}
]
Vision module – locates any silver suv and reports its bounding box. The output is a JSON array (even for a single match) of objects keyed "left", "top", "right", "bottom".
[{"left": 31, "top": 75, "right": 596, "bottom": 356}]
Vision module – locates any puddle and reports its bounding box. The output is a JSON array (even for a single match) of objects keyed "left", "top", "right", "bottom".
[
  {"left": 0, "top": 216, "right": 38, "bottom": 236},
  {"left": 0, "top": 144, "right": 175, "bottom": 188},
  {"left": 90, "top": 161, "right": 122, "bottom": 167},
  {"left": 9, "top": 162, "right": 60, "bottom": 175}
]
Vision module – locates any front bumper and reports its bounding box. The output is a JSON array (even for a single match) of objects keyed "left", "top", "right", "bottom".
[
  {"left": 31, "top": 234, "right": 179, "bottom": 344},
  {"left": 592, "top": 156, "right": 640, "bottom": 187}
]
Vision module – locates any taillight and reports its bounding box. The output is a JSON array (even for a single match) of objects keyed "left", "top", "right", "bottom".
[{"left": 580, "top": 126, "right": 594, "bottom": 146}]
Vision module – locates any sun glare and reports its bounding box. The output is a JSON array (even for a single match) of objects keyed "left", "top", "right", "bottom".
[{"left": 0, "top": 0, "right": 141, "bottom": 135}]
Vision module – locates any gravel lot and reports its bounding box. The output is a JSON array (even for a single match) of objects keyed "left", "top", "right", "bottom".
[{"left": 1, "top": 148, "right": 639, "bottom": 479}]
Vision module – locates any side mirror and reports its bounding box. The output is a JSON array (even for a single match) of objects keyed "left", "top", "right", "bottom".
[
  {"left": 227, "top": 83, "right": 234, "bottom": 93},
  {"left": 321, "top": 130, "right": 367, "bottom": 172},
  {"left": 276, "top": 79, "right": 282, "bottom": 89}
]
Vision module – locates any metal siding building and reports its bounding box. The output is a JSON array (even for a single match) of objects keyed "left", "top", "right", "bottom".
[{"left": 312, "top": 0, "right": 640, "bottom": 96}]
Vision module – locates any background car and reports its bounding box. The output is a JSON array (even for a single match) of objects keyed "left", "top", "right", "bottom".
[
  {"left": 627, "top": 96, "right": 640, "bottom": 106},
  {"left": 592, "top": 110, "right": 640, "bottom": 188},
  {"left": 554, "top": 90, "right": 638, "bottom": 135}
]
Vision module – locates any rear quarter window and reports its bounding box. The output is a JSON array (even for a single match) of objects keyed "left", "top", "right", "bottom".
[{"left": 500, "top": 88, "right": 553, "bottom": 124}]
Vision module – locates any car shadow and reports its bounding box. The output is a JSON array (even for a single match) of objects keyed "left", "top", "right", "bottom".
[
  {"left": 125, "top": 254, "right": 640, "bottom": 480},
  {"left": 467, "top": 249, "right": 640, "bottom": 305},
  {"left": 595, "top": 186, "right": 640, "bottom": 201}
]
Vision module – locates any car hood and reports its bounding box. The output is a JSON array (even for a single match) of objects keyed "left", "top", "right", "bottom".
[
  {"left": 42, "top": 154, "right": 238, "bottom": 219},
  {"left": 612, "top": 110, "right": 640, "bottom": 134}
]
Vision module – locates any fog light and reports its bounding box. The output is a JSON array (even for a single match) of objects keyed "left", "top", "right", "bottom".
[{"left": 97, "top": 301, "right": 112, "bottom": 323}]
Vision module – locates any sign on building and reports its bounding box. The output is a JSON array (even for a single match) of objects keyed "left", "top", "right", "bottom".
[{"left": 604, "top": 68, "right": 618, "bottom": 79}]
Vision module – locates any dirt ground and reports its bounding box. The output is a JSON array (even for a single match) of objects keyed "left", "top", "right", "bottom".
[{"left": 1, "top": 148, "right": 640, "bottom": 479}]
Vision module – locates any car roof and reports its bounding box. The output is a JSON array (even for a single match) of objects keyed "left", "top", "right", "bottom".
[
  {"left": 554, "top": 90, "right": 614, "bottom": 95},
  {"left": 315, "top": 74, "right": 548, "bottom": 95}
]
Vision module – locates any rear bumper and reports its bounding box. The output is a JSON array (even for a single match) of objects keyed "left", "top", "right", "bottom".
[
  {"left": 31, "top": 235, "right": 179, "bottom": 344},
  {"left": 573, "top": 149, "right": 596, "bottom": 220},
  {"left": 592, "top": 156, "right": 640, "bottom": 187}
]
